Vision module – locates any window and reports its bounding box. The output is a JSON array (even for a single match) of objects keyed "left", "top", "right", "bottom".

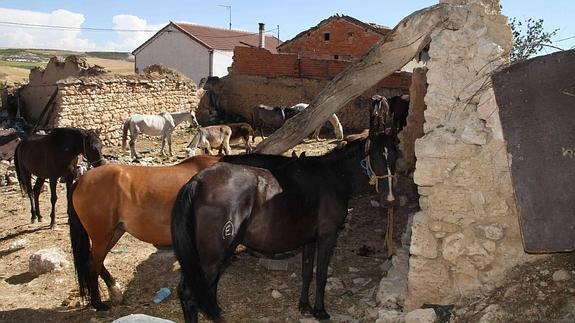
[{"left": 324, "top": 32, "right": 330, "bottom": 41}]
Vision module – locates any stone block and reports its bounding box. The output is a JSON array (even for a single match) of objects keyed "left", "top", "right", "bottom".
[{"left": 410, "top": 212, "right": 438, "bottom": 259}]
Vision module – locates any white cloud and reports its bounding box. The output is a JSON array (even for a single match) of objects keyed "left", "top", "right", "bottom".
[
  {"left": 0, "top": 8, "right": 98, "bottom": 51},
  {"left": 0, "top": 8, "right": 164, "bottom": 52},
  {"left": 102, "top": 15, "right": 164, "bottom": 52}
]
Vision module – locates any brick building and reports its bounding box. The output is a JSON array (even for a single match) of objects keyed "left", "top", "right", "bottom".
[{"left": 277, "top": 15, "right": 390, "bottom": 61}]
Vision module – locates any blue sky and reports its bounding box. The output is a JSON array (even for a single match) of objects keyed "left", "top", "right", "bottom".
[{"left": 0, "top": 1, "right": 573, "bottom": 53}]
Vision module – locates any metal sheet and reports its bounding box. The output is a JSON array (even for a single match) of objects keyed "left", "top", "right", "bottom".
[{"left": 492, "top": 50, "right": 575, "bottom": 253}]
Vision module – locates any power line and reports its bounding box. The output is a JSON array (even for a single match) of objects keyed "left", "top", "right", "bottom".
[
  {"left": 0, "top": 21, "right": 159, "bottom": 32},
  {"left": 554, "top": 35, "right": 575, "bottom": 42},
  {"left": 0, "top": 20, "right": 280, "bottom": 39}
]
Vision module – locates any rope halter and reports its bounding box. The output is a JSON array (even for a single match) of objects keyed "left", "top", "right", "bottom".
[{"left": 361, "top": 139, "right": 395, "bottom": 194}]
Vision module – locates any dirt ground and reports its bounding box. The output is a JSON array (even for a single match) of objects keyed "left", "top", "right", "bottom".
[
  {"left": 1, "top": 129, "right": 575, "bottom": 323},
  {"left": 0, "top": 129, "right": 417, "bottom": 323}
]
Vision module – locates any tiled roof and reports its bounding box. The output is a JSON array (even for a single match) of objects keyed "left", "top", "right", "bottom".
[{"left": 172, "top": 22, "right": 281, "bottom": 53}]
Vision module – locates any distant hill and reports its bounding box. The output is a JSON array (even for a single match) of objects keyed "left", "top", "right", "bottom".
[
  {"left": 0, "top": 48, "right": 135, "bottom": 84},
  {"left": 85, "top": 52, "right": 134, "bottom": 61}
]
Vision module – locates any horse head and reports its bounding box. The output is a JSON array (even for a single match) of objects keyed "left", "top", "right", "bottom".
[
  {"left": 362, "top": 132, "right": 398, "bottom": 205},
  {"left": 83, "top": 130, "right": 105, "bottom": 167},
  {"left": 370, "top": 95, "right": 390, "bottom": 136}
]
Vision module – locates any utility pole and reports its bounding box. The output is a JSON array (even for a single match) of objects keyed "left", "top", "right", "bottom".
[{"left": 218, "top": 5, "right": 232, "bottom": 30}]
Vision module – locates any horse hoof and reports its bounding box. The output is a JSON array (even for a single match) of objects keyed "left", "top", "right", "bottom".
[
  {"left": 313, "top": 309, "right": 330, "bottom": 321},
  {"left": 93, "top": 302, "right": 110, "bottom": 313},
  {"left": 298, "top": 302, "right": 314, "bottom": 317},
  {"left": 110, "top": 290, "right": 124, "bottom": 305}
]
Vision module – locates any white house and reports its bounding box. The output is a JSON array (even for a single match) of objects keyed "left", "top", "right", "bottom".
[{"left": 133, "top": 22, "right": 280, "bottom": 84}]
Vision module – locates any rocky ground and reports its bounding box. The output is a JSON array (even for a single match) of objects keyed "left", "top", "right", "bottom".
[{"left": 1, "top": 128, "right": 574, "bottom": 323}]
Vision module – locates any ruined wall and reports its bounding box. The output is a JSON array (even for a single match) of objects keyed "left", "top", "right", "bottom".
[
  {"left": 398, "top": 67, "right": 427, "bottom": 171},
  {"left": 405, "top": 0, "right": 539, "bottom": 309},
  {"left": 198, "top": 74, "right": 407, "bottom": 132},
  {"left": 53, "top": 69, "right": 200, "bottom": 146},
  {"left": 19, "top": 56, "right": 106, "bottom": 123}
]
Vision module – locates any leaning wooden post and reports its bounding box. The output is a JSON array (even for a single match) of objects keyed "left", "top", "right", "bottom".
[{"left": 255, "top": 4, "right": 449, "bottom": 154}]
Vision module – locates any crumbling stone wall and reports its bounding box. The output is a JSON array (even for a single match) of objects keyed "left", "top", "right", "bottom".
[
  {"left": 398, "top": 67, "right": 427, "bottom": 171},
  {"left": 405, "top": 0, "right": 539, "bottom": 309},
  {"left": 19, "top": 56, "right": 107, "bottom": 123},
  {"left": 54, "top": 67, "right": 200, "bottom": 146}
]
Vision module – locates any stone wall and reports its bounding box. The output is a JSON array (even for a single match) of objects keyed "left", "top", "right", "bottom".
[
  {"left": 405, "top": 0, "right": 540, "bottom": 309},
  {"left": 398, "top": 67, "right": 428, "bottom": 171},
  {"left": 19, "top": 56, "right": 107, "bottom": 123},
  {"left": 53, "top": 68, "right": 200, "bottom": 146},
  {"left": 197, "top": 74, "right": 408, "bottom": 133}
]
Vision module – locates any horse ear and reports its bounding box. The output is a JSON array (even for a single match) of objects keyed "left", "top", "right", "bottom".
[
  {"left": 291, "top": 150, "right": 297, "bottom": 158},
  {"left": 299, "top": 151, "right": 306, "bottom": 158}
]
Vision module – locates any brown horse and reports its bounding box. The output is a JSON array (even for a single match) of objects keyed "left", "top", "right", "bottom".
[
  {"left": 14, "top": 128, "right": 104, "bottom": 228},
  {"left": 67, "top": 155, "right": 219, "bottom": 311}
]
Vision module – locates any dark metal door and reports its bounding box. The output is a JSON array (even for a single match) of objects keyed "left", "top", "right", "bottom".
[{"left": 492, "top": 50, "right": 575, "bottom": 253}]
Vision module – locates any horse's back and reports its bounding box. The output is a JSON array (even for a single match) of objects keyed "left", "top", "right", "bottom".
[
  {"left": 16, "top": 132, "right": 78, "bottom": 178},
  {"left": 128, "top": 114, "right": 166, "bottom": 135},
  {"left": 73, "top": 156, "right": 219, "bottom": 246},
  {"left": 189, "top": 162, "right": 318, "bottom": 253}
]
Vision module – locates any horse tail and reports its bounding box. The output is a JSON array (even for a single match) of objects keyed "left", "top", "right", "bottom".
[
  {"left": 186, "top": 132, "right": 201, "bottom": 156},
  {"left": 13, "top": 143, "right": 28, "bottom": 196},
  {"left": 67, "top": 181, "right": 91, "bottom": 301},
  {"left": 330, "top": 114, "right": 344, "bottom": 140},
  {"left": 171, "top": 181, "right": 222, "bottom": 320},
  {"left": 247, "top": 124, "right": 255, "bottom": 144},
  {"left": 121, "top": 118, "right": 130, "bottom": 150}
]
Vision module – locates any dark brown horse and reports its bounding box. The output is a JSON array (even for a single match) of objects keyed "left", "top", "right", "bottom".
[
  {"left": 171, "top": 132, "right": 398, "bottom": 322},
  {"left": 67, "top": 155, "right": 219, "bottom": 311},
  {"left": 14, "top": 127, "right": 104, "bottom": 228}
]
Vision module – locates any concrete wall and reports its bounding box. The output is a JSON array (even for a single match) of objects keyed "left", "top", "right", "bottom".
[
  {"left": 134, "top": 25, "right": 210, "bottom": 84},
  {"left": 53, "top": 68, "right": 201, "bottom": 146},
  {"left": 404, "top": 0, "right": 539, "bottom": 310}
]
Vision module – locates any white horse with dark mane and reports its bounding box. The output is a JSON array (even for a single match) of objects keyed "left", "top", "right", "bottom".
[
  {"left": 122, "top": 111, "right": 199, "bottom": 159},
  {"left": 286, "top": 103, "right": 344, "bottom": 140}
]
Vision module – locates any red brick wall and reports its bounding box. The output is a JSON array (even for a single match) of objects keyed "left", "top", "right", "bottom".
[
  {"left": 232, "top": 47, "right": 410, "bottom": 90},
  {"left": 278, "top": 18, "right": 384, "bottom": 61}
]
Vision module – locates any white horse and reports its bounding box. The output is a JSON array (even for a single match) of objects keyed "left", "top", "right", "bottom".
[
  {"left": 288, "top": 103, "right": 344, "bottom": 140},
  {"left": 122, "top": 111, "right": 199, "bottom": 159}
]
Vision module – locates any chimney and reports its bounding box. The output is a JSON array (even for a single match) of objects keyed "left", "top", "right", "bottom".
[{"left": 258, "top": 23, "right": 265, "bottom": 48}]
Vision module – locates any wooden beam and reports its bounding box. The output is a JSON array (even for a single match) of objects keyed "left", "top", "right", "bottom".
[{"left": 255, "top": 4, "right": 448, "bottom": 154}]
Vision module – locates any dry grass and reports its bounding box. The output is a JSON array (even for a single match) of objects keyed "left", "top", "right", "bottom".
[
  {"left": 84, "top": 57, "right": 134, "bottom": 75},
  {"left": 0, "top": 49, "right": 135, "bottom": 85}
]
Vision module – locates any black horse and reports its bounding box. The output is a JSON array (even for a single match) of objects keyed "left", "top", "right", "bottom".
[
  {"left": 14, "top": 127, "right": 105, "bottom": 227},
  {"left": 371, "top": 94, "right": 410, "bottom": 141},
  {"left": 170, "top": 132, "right": 398, "bottom": 322}
]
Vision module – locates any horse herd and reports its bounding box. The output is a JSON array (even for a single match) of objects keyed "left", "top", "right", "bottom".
[{"left": 8, "top": 96, "right": 406, "bottom": 322}]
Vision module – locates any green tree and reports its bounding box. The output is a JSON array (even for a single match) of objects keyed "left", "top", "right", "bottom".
[{"left": 509, "top": 17, "right": 559, "bottom": 62}]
